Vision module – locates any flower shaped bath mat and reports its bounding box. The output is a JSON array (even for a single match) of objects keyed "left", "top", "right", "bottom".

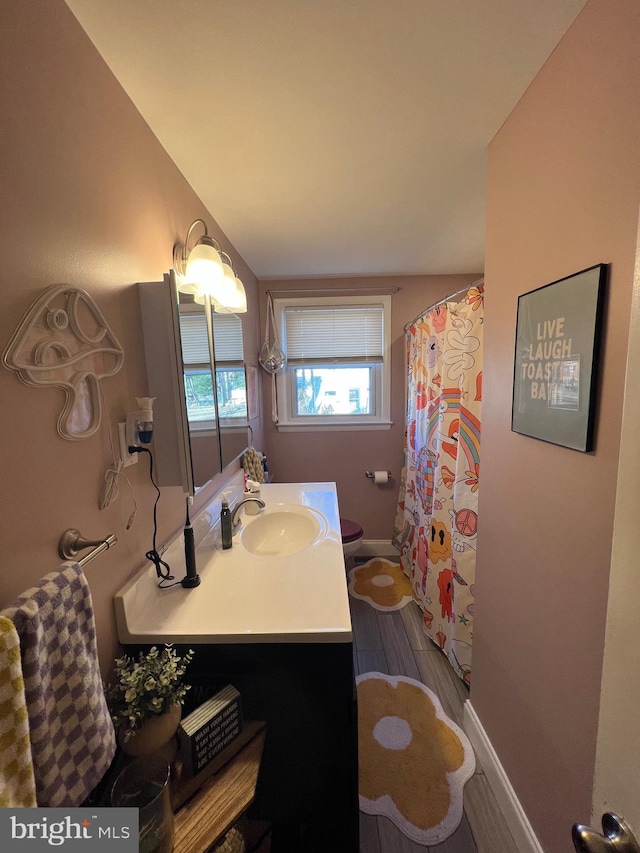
[
  {"left": 356, "top": 672, "right": 475, "bottom": 846},
  {"left": 348, "top": 558, "right": 413, "bottom": 611}
]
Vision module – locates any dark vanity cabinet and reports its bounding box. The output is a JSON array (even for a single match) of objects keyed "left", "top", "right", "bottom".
[
  {"left": 187, "top": 641, "right": 358, "bottom": 853},
  {"left": 130, "top": 639, "right": 359, "bottom": 853}
]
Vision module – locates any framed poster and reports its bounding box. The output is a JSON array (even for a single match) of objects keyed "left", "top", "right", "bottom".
[{"left": 511, "top": 264, "right": 607, "bottom": 452}]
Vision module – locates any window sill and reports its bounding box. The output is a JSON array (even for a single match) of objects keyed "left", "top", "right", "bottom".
[
  {"left": 219, "top": 421, "right": 249, "bottom": 431},
  {"left": 276, "top": 420, "right": 393, "bottom": 432}
]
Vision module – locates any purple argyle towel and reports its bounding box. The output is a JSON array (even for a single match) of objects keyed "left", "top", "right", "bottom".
[{"left": 1, "top": 562, "right": 116, "bottom": 806}]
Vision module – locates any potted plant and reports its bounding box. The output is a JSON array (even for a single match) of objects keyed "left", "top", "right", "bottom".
[{"left": 108, "top": 644, "right": 195, "bottom": 757}]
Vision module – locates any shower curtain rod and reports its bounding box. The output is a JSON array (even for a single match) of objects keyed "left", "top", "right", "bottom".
[
  {"left": 266, "top": 286, "right": 400, "bottom": 297},
  {"left": 403, "top": 277, "right": 484, "bottom": 332}
]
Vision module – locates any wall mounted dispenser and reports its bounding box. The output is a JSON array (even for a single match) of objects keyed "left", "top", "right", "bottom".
[{"left": 126, "top": 397, "right": 156, "bottom": 450}]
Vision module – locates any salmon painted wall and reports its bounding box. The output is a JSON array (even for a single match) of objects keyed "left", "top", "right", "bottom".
[
  {"left": 258, "top": 274, "right": 480, "bottom": 538},
  {"left": 0, "top": 0, "right": 261, "bottom": 674},
  {"left": 472, "top": 1, "right": 640, "bottom": 850}
]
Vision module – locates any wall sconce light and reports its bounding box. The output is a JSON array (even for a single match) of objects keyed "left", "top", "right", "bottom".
[
  {"left": 194, "top": 250, "right": 247, "bottom": 314},
  {"left": 173, "top": 219, "right": 247, "bottom": 313}
]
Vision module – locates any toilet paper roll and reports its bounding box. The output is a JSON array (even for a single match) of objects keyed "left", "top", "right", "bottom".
[{"left": 373, "top": 470, "right": 389, "bottom": 484}]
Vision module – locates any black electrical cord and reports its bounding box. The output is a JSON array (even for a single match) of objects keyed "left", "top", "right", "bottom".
[{"left": 130, "top": 446, "right": 180, "bottom": 588}]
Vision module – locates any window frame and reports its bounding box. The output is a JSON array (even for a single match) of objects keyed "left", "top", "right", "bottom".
[{"left": 273, "top": 294, "right": 392, "bottom": 431}]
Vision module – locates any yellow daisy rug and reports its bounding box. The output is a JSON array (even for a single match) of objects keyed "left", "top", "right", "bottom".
[
  {"left": 348, "top": 558, "right": 413, "bottom": 611},
  {"left": 357, "top": 672, "right": 475, "bottom": 845}
]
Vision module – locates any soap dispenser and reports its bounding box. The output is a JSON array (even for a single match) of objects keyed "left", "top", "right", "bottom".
[{"left": 220, "top": 498, "right": 233, "bottom": 550}]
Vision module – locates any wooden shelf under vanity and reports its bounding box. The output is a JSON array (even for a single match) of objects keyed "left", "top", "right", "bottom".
[{"left": 172, "top": 720, "right": 267, "bottom": 853}]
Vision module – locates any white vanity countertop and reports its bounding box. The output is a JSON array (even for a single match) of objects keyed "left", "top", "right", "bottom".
[{"left": 114, "top": 481, "right": 353, "bottom": 645}]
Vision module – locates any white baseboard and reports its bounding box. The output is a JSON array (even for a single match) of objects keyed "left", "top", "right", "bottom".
[
  {"left": 358, "top": 540, "right": 400, "bottom": 559},
  {"left": 463, "top": 700, "right": 544, "bottom": 853}
]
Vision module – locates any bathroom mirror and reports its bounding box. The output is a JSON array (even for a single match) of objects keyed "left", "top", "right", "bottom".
[
  {"left": 138, "top": 271, "right": 248, "bottom": 495},
  {"left": 177, "top": 292, "right": 223, "bottom": 488},
  {"left": 177, "top": 292, "right": 249, "bottom": 482},
  {"left": 209, "top": 312, "right": 249, "bottom": 469}
]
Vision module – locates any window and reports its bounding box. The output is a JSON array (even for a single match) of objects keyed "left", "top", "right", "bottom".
[
  {"left": 274, "top": 295, "right": 391, "bottom": 430},
  {"left": 179, "top": 308, "right": 247, "bottom": 429}
]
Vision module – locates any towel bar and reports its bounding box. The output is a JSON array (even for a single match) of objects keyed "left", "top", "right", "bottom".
[{"left": 58, "top": 529, "right": 117, "bottom": 567}]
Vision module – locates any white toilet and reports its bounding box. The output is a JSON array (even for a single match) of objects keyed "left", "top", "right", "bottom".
[{"left": 340, "top": 518, "right": 363, "bottom": 558}]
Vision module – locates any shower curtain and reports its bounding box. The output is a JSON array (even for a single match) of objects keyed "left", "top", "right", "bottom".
[{"left": 393, "top": 286, "right": 483, "bottom": 684}]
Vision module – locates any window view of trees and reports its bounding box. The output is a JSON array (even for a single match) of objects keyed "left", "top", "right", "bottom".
[
  {"left": 185, "top": 368, "right": 246, "bottom": 422},
  {"left": 216, "top": 367, "right": 247, "bottom": 418},
  {"left": 294, "top": 367, "right": 372, "bottom": 416},
  {"left": 185, "top": 369, "right": 215, "bottom": 422}
]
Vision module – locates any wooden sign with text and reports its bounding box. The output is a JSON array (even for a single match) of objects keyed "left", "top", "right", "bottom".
[{"left": 177, "top": 684, "right": 243, "bottom": 777}]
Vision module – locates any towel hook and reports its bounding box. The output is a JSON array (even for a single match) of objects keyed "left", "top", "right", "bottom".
[{"left": 58, "top": 528, "right": 117, "bottom": 566}]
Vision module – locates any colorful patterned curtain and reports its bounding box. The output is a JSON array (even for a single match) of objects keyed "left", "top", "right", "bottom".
[{"left": 393, "top": 286, "right": 483, "bottom": 685}]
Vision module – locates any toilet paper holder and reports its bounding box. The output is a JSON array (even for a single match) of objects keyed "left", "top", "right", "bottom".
[{"left": 365, "top": 470, "right": 391, "bottom": 480}]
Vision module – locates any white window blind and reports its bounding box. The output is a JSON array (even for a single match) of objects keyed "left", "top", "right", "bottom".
[
  {"left": 179, "top": 312, "right": 243, "bottom": 365},
  {"left": 212, "top": 314, "right": 243, "bottom": 365},
  {"left": 284, "top": 305, "right": 384, "bottom": 363}
]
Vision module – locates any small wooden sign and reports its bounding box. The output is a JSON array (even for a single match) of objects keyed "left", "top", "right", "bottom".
[{"left": 178, "top": 685, "right": 243, "bottom": 777}]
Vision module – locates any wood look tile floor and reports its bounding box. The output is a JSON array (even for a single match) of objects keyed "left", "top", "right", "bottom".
[{"left": 349, "top": 573, "right": 518, "bottom": 853}]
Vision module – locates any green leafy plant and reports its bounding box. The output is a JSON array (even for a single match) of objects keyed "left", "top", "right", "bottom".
[{"left": 108, "top": 644, "right": 195, "bottom": 741}]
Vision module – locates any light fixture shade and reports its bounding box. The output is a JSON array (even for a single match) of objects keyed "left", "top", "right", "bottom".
[
  {"left": 232, "top": 277, "right": 247, "bottom": 313},
  {"left": 214, "top": 277, "right": 247, "bottom": 314},
  {"left": 193, "top": 293, "right": 222, "bottom": 309},
  {"left": 174, "top": 220, "right": 248, "bottom": 313},
  {"left": 221, "top": 260, "right": 237, "bottom": 288},
  {"left": 210, "top": 260, "right": 236, "bottom": 304},
  {"left": 177, "top": 281, "right": 198, "bottom": 294},
  {"left": 185, "top": 240, "right": 224, "bottom": 291}
]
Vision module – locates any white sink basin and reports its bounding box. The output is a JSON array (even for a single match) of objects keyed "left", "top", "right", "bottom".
[
  {"left": 114, "top": 480, "right": 352, "bottom": 645},
  {"left": 241, "top": 504, "right": 328, "bottom": 557}
]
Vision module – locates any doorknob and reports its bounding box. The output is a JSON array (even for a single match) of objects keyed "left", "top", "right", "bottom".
[{"left": 572, "top": 813, "right": 640, "bottom": 853}]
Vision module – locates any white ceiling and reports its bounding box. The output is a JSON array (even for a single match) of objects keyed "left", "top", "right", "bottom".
[{"left": 65, "top": 0, "right": 587, "bottom": 279}]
